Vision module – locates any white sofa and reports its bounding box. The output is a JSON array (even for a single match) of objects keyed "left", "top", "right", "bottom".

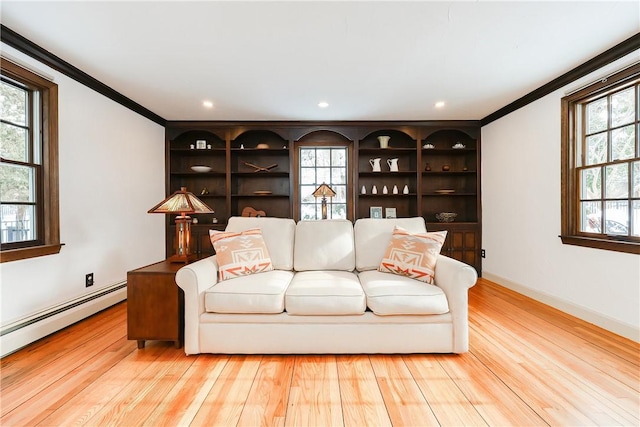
[{"left": 176, "top": 216, "right": 478, "bottom": 355}]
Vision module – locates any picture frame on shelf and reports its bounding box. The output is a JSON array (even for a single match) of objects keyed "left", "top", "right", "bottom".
[
  {"left": 196, "top": 140, "right": 207, "bottom": 149},
  {"left": 385, "top": 207, "right": 397, "bottom": 219},
  {"left": 370, "top": 206, "right": 383, "bottom": 219}
]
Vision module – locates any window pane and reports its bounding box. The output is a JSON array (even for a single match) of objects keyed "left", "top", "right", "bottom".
[
  {"left": 316, "top": 149, "right": 330, "bottom": 166},
  {"left": 332, "top": 185, "right": 346, "bottom": 203},
  {"left": 331, "top": 148, "right": 346, "bottom": 166},
  {"left": 331, "top": 167, "right": 346, "bottom": 184},
  {"left": 611, "top": 125, "right": 635, "bottom": 161},
  {"left": 300, "top": 203, "right": 316, "bottom": 220},
  {"left": 0, "top": 81, "right": 27, "bottom": 125},
  {"left": 300, "top": 167, "right": 315, "bottom": 184},
  {"left": 605, "top": 201, "right": 628, "bottom": 235},
  {"left": 581, "top": 201, "right": 601, "bottom": 233},
  {"left": 300, "top": 185, "right": 316, "bottom": 203},
  {"left": 585, "top": 133, "right": 607, "bottom": 165},
  {"left": 0, "top": 204, "right": 35, "bottom": 243},
  {"left": 586, "top": 98, "right": 607, "bottom": 134},
  {"left": 633, "top": 161, "right": 640, "bottom": 197},
  {"left": 316, "top": 167, "right": 331, "bottom": 183},
  {"left": 580, "top": 167, "right": 601, "bottom": 200},
  {"left": 633, "top": 200, "right": 640, "bottom": 237},
  {"left": 300, "top": 148, "right": 315, "bottom": 167},
  {"left": 1, "top": 122, "right": 28, "bottom": 162},
  {"left": 605, "top": 163, "right": 628, "bottom": 199},
  {"left": 0, "top": 163, "right": 35, "bottom": 202},
  {"left": 611, "top": 87, "right": 635, "bottom": 127},
  {"left": 331, "top": 203, "right": 347, "bottom": 219}
]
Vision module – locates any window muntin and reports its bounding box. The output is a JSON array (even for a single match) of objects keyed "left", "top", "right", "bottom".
[
  {"left": 562, "top": 66, "right": 640, "bottom": 253},
  {"left": 299, "top": 147, "right": 348, "bottom": 220},
  {"left": 1, "top": 60, "right": 60, "bottom": 262}
]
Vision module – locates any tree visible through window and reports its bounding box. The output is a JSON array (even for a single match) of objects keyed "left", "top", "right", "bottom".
[
  {"left": 299, "top": 147, "right": 348, "bottom": 220},
  {"left": 561, "top": 65, "right": 640, "bottom": 254},
  {"left": 1, "top": 60, "right": 60, "bottom": 262}
]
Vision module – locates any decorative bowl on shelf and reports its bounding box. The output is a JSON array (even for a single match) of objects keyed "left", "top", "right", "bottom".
[
  {"left": 452, "top": 142, "right": 466, "bottom": 149},
  {"left": 190, "top": 165, "right": 212, "bottom": 173},
  {"left": 435, "top": 212, "right": 457, "bottom": 222}
]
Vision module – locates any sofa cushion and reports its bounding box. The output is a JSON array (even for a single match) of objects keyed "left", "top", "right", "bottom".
[
  {"left": 205, "top": 270, "right": 295, "bottom": 314},
  {"left": 285, "top": 271, "right": 365, "bottom": 315},
  {"left": 293, "top": 220, "right": 355, "bottom": 271},
  {"left": 354, "top": 217, "right": 428, "bottom": 271},
  {"left": 225, "top": 217, "right": 296, "bottom": 271},
  {"left": 210, "top": 228, "right": 274, "bottom": 281},
  {"left": 358, "top": 270, "right": 449, "bottom": 315},
  {"left": 378, "top": 227, "right": 447, "bottom": 284}
]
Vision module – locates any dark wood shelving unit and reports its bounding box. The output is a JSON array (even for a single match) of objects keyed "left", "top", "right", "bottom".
[{"left": 165, "top": 121, "right": 482, "bottom": 273}]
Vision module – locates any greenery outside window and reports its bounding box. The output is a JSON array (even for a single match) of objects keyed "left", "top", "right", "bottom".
[
  {"left": 299, "top": 147, "right": 348, "bottom": 220},
  {"left": 561, "top": 65, "right": 640, "bottom": 254},
  {"left": 1, "top": 60, "right": 60, "bottom": 262}
]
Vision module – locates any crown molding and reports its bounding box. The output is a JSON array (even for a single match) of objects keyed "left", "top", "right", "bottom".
[
  {"left": 481, "top": 32, "right": 640, "bottom": 126},
  {"left": 0, "top": 24, "right": 166, "bottom": 127}
]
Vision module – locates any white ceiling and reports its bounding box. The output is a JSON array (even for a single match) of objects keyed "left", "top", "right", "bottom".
[{"left": 2, "top": 1, "right": 639, "bottom": 122}]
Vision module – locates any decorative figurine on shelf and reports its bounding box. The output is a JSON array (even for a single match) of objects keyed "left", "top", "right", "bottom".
[
  {"left": 200, "top": 187, "right": 209, "bottom": 195},
  {"left": 442, "top": 164, "right": 451, "bottom": 171},
  {"left": 243, "top": 161, "right": 278, "bottom": 172},
  {"left": 241, "top": 206, "right": 266, "bottom": 217},
  {"left": 192, "top": 218, "right": 198, "bottom": 224},
  {"left": 425, "top": 163, "right": 432, "bottom": 171},
  {"left": 212, "top": 217, "right": 219, "bottom": 224},
  {"left": 240, "top": 144, "right": 245, "bottom": 149}
]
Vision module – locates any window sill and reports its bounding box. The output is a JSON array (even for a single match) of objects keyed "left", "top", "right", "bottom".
[
  {"left": 559, "top": 235, "right": 640, "bottom": 255},
  {"left": 1, "top": 244, "right": 64, "bottom": 263}
]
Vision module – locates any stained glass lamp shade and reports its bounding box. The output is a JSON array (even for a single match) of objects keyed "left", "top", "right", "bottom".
[{"left": 148, "top": 187, "right": 214, "bottom": 263}]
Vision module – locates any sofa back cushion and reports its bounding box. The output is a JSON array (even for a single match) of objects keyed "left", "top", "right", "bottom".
[
  {"left": 225, "top": 217, "right": 296, "bottom": 271},
  {"left": 354, "top": 217, "right": 428, "bottom": 271},
  {"left": 294, "top": 219, "right": 355, "bottom": 271}
]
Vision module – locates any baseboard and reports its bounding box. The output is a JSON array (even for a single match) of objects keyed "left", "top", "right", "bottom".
[
  {"left": 0, "top": 282, "right": 127, "bottom": 357},
  {"left": 482, "top": 272, "right": 639, "bottom": 343}
]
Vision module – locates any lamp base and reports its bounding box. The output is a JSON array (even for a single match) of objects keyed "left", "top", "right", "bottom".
[{"left": 167, "top": 253, "right": 197, "bottom": 264}]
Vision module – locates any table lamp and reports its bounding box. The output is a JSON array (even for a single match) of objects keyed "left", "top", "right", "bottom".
[
  {"left": 312, "top": 183, "right": 336, "bottom": 220},
  {"left": 148, "top": 187, "right": 214, "bottom": 263}
]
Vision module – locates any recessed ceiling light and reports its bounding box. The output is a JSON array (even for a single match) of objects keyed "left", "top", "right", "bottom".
[
  {"left": 318, "top": 101, "right": 329, "bottom": 108},
  {"left": 203, "top": 100, "right": 214, "bottom": 108},
  {"left": 435, "top": 101, "right": 445, "bottom": 108}
]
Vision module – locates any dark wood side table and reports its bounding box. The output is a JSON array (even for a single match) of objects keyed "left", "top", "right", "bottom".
[{"left": 127, "top": 260, "right": 184, "bottom": 349}]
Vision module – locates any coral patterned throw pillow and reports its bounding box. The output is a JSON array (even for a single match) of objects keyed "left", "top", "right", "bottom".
[
  {"left": 378, "top": 227, "right": 447, "bottom": 284},
  {"left": 209, "top": 228, "right": 274, "bottom": 281}
]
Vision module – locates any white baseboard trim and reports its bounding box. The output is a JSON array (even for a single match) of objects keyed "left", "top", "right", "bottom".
[
  {"left": 482, "top": 272, "right": 639, "bottom": 343},
  {"left": 0, "top": 282, "right": 127, "bottom": 358}
]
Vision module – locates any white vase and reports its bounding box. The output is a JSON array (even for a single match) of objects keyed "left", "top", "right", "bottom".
[
  {"left": 382, "top": 185, "right": 388, "bottom": 194},
  {"left": 372, "top": 185, "right": 378, "bottom": 194},
  {"left": 361, "top": 185, "right": 366, "bottom": 194},
  {"left": 392, "top": 185, "right": 399, "bottom": 194},
  {"left": 402, "top": 185, "right": 409, "bottom": 194},
  {"left": 377, "top": 136, "right": 390, "bottom": 149}
]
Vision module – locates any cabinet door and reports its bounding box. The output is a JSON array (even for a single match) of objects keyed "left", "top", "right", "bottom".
[{"left": 448, "top": 229, "right": 477, "bottom": 268}]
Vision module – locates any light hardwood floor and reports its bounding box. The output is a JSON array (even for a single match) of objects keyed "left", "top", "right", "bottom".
[{"left": 1, "top": 278, "right": 638, "bottom": 426}]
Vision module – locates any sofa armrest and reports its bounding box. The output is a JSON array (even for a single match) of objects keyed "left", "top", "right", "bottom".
[
  {"left": 434, "top": 255, "right": 478, "bottom": 353},
  {"left": 176, "top": 255, "right": 219, "bottom": 355}
]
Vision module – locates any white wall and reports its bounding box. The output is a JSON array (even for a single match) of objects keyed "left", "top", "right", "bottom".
[
  {"left": 481, "top": 52, "right": 640, "bottom": 341},
  {"left": 0, "top": 45, "right": 166, "bottom": 337}
]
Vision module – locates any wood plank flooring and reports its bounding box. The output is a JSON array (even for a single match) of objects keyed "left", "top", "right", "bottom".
[{"left": 1, "top": 278, "right": 638, "bottom": 426}]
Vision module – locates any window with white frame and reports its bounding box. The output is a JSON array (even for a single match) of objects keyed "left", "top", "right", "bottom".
[
  {"left": 561, "top": 65, "right": 640, "bottom": 254},
  {"left": 299, "top": 147, "right": 347, "bottom": 220}
]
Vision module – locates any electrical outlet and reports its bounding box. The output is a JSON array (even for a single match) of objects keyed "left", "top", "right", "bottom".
[
  {"left": 85, "top": 273, "right": 94, "bottom": 287},
  {"left": 481, "top": 249, "right": 486, "bottom": 258}
]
